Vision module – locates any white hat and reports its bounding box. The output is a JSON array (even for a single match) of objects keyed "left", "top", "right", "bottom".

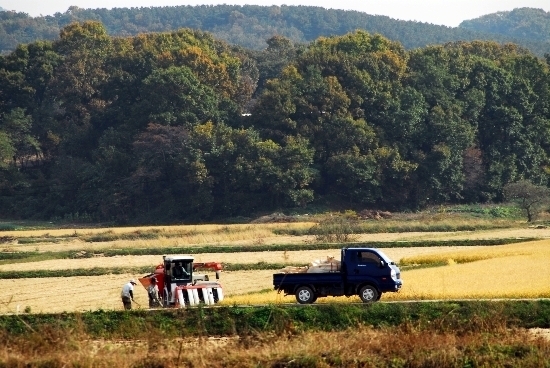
[{"left": 130, "top": 279, "right": 137, "bottom": 284}]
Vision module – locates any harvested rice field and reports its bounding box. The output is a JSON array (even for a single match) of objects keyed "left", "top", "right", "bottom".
[
  {"left": 2, "top": 221, "right": 550, "bottom": 314},
  {"left": 0, "top": 247, "right": 486, "bottom": 272},
  {"left": 3, "top": 225, "right": 549, "bottom": 253},
  {"left": 0, "top": 270, "right": 277, "bottom": 314},
  {"left": 1, "top": 246, "right": 492, "bottom": 313},
  {"left": 226, "top": 239, "right": 550, "bottom": 305},
  {"left": 0, "top": 223, "right": 316, "bottom": 238}
]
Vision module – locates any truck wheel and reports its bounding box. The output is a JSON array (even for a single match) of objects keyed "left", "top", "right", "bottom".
[
  {"left": 295, "top": 286, "right": 316, "bottom": 304},
  {"left": 359, "top": 285, "right": 378, "bottom": 303}
]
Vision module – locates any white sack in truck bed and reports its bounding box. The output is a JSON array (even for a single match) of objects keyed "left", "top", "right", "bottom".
[
  {"left": 278, "top": 256, "right": 341, "bottom": 273},
  {"left": 278, "top": 266, "right": 308, "bottom": 274},
  {"left": 307, "top": 256, "right": 341, "bottom": 273}
]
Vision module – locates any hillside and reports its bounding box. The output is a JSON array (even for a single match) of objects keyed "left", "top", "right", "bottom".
[
  {"left": 460, "top": 7, "right": 550, "bottom": 43},
  {"left": 1, "top": 5, "right": 549, "bottom": 56},
  {"left": 460, "top": 7, "right": 550, "bottom": 57},
  {"left": 1, "top": 23, "right": 550, "bottom": 223}
]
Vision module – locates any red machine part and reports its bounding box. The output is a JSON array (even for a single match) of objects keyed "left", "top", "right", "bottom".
[
  {"left": 193, "top": 262, "right": 223, "bottom": 271},
  {"left": 138, "top": 262, "right": 222, "bottom": 292},
  {"left": 138, "top": 264, "right": 165, "bottom": 291}
]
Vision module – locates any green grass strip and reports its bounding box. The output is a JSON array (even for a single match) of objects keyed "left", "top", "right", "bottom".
[
  {"left": 0, "top": 251, "right": 73, "bottom": 262},
  {"left": 0, "top": 267, "right": 153, "bottom": 279},
  {"left": 1, "top": 300, "right": 549, "bottom": 338}
]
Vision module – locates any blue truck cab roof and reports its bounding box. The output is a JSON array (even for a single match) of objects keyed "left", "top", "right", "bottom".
[{"left": 342, "top": 247, "right": 397, "bottom": 265}]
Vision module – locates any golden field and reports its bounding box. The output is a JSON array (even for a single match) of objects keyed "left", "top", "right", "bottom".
[
  {"left": 0, "top": 223, "right": 315, "bottom": 238},
  {"left": 4, "top": 223, "right": 550, "bottom": 253},
  {"left": 230, "top": 239, "right": 550, "bottom": 304},
  {"left": 0, "top": 246, "right": 489, "bottom": 314},
  {"left": 1, "top": 222, "right": 550, "bottom": 314}
]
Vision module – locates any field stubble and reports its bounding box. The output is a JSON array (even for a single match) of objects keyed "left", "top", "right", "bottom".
[
  {"left": 4, "top": 224, "right": 550, "bottom": 253},
  {"left": 3, "top": 240, "right": 550, "bottom": 312},
  {"left": 2, "top": 222, "right": 550, "bottom": 313},
  {"left": 3, "top": 220, "right": 550, "bottom": 367},
  {"left": 1, "top": 270, "right": 281, "bottom": 314}
]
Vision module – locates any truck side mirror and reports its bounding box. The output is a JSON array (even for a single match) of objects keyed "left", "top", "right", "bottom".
[{"left": 380, "top": 260, "right": 385, "bottom": 268}]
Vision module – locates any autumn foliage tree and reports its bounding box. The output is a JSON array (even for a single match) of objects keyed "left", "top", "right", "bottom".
[
  {"left": 1, "top": 23, "right": 550, "bottom": 222},
  {"left": 503, "top": 180, "right": 550, "bottom": 222}
]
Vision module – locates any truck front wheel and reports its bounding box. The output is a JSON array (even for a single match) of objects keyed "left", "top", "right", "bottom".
[
  {"left": 359, "top": 285, "right": 378, "bottom": 303},
  {"left": 295, "top": 286, "right": 316, "bottom": 304}
]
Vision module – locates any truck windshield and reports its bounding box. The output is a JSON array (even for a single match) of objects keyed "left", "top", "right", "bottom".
[{"left": 375, "top": 250, "right": 395, "bottom": 265}]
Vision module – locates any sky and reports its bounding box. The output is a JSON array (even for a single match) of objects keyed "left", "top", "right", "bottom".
[{"left": 1, "top": 0, "right": 549, "bottom": 28}]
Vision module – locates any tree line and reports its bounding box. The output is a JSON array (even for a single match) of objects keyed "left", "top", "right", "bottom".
[
  {"left": 1, "top": 22, "right": 550, "bottom": 223},
  {"left": 1, "top": 5, "right": 550, "bottom": 56}
]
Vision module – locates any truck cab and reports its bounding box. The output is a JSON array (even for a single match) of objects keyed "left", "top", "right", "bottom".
[{"left": 343, "top": 247, "right": 402, "bottom": 296}]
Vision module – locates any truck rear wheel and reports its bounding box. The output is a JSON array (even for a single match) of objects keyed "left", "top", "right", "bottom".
[
  {"left": 359, "top": 285, "right": 378, "bottom": 303},
  {"left": 295, "top": 286, "right": 316, "bottom": 304}
]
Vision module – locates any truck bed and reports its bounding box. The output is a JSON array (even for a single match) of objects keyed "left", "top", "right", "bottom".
[{"left": 273, "top": 271, "right": 343, "bottom": 288}]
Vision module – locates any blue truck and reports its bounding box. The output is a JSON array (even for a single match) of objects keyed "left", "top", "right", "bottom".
[{"left": 273, "top": 247, "right": 402, "bottom": 303}]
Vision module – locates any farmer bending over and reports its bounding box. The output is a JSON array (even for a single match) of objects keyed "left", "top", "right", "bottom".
[{"left": 121, "top": 279, "right": 137, "bottom": 310}]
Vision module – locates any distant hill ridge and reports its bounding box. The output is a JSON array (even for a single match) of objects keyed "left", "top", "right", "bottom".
[
  {"left": 460, "top": 7, "right": 550, "bottom": 43},
  {"left": 0, "top": 5, "right": 549, "bottom": 56}
]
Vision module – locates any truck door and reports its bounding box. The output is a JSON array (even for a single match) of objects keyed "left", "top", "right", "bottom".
[{"left": 347, "top": 250, "right": 388, "bottom": 285}]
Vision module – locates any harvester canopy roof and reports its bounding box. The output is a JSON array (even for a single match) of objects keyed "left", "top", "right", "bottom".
[{"left": 164, "top": 255, "right": 194, "bottom": 262}]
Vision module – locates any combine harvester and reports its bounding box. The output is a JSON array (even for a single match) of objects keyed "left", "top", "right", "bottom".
[{"left": 139, "top": 255, "right": 224, "bottom": 308}]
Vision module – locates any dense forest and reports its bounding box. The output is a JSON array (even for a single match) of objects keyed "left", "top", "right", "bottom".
[
  {"left": 1, "top": 20, "right": 550, "bottom": 223},
  {"left": 1, "top": 5, "right": 550, "bottom": 56}
]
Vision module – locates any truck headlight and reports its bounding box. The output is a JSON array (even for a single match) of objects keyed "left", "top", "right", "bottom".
[{"left": 391, "top": 269, "right": 397, "bottom": 281}]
